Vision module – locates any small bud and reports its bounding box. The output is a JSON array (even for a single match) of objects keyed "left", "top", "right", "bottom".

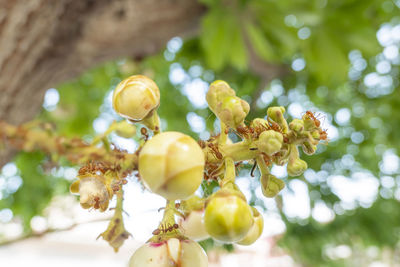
[
  {"left": 267, "top": 106, "right": 288, "bottom": 133},
  {"left": 129, "top": 238, "right": 208, "bottom": 267},
  {"left": 287, "top": 158, "right": 308, "bottom": 177},
  {"left": 311, "top": 130, "right": 320, "bottom": 140},
  {"left": 256, "top": 130, "right": 283, "bottom": 155},
  {"left": 204, "top": 193, "right": 253, "bottom": 243},
  {"left": 78, "top": 177, "right": 110, "bottom": 211},
  {"left": 302, "top": 141, "right": 317, "bottom": 155},
  {"left": 272, "top": 146, "right": 290, "bottom": 166},
  {"left": 302, "top": 113, "right": 317, "bottom": 131},
  {"left": 112, "top": 75, "right": 160, "bottom": 121},
  {"left": 219, "top": 96, "right": 250, "bottom": 128},
  {"left": 139, "top": 132, "right": 205, "bottom": 200},
  {"left": 237, "top": 207, "right": 264, "bottom": 245},
  {"left": 206, "top": 80, "right": 235, "bottom": 109},
  {"left": 250, "top": 118, "right": 268, "bottom": 129},
  {"left": 289, "top": 119, "right": 304, "bottom": 134},
  {"left": 260, "top": 174, "right": 285, "bottom": 198},
  {"left": 179, "top": 210, "right": 210, "bottom": 241},
  {"left": 206, "top": 80, "right": 250, "bottom": 129},
  {"left": 115, "top": 120, "right": 136, "bottom": 138}
]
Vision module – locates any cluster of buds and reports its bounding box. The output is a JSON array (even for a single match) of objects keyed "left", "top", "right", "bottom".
[
  {"left": 206, "top": 80, "right": 250, "bottom": 129},
  {"left": 70, "top": 75, "right": 327, "bottom": 266}
]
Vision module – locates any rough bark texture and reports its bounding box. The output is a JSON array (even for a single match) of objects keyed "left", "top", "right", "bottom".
[{"left": 0, "top": 0, "right": 205, "bottom": 165}]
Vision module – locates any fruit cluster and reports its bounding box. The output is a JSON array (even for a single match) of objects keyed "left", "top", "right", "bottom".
[{"left": 72, "top": 75, "right": 327, "bottom": 266}]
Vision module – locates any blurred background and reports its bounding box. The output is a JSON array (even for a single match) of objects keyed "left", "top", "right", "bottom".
[{"left": 0, "top": 0, "right": 400, "bottom": 266}]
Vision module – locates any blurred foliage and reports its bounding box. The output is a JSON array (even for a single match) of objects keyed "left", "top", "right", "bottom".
[{"left": 1, "top": 0, "right": 400, "bottom": 265}]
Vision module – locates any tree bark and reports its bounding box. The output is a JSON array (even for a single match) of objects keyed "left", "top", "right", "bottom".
[{"left": 0, "top": 0, "right": 205, "bottom": 165}]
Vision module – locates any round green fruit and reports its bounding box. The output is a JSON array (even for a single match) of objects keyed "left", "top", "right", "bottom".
[
  {"left": 204, "top": 193, "right": 253, "bottom": 243},
  {"left": 139, "top": 132, "right": 205, "bottom": 200}
]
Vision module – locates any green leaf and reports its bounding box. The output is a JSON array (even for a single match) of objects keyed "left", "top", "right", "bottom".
[
  {"left": 201, "top": 11, "right": 236, "bottom": 70},
  {"left": 304, "top": 30, "right": 349, "bottom": 84},
  {"left": 229, "top": 27, "right": 248, "bottom": 70},
  {"left": 245, "top": 22, "right": 276, "bottom": 62}
]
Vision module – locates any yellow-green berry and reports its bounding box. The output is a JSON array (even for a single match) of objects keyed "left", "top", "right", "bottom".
[
  {"left": 112, "top": 75, "right": 160, "bottom": 121},
  {"left": 237, "top": 207, "right": 264, "bottom": 245},
  {"left": 139, "top": 132, "right": 205, "bottom": 200},
  {"left": 204, "top": 193, "right": 253, "bottom": 243},
  {"left": 287, "top": 158, "right": 308, "bottom": 177},
  {"left": 129, "top": 238, "right": 208, "bottom": 267}
]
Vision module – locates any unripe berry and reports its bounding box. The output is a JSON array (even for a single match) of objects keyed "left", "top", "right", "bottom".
[
  {"left": 206, "top": 80, "right": 249, "bottom": 129},
  {"left": 287, "top": 158, "right": 308, "bottom": 177},
  {"left": 129, "top": 238, "right": 208, "bottom": 267},
  {"left": 237, "top": 207, "right": 264, "bottom": 245},
  {"left": 112, "top": 75, "right": 160, "bottom": 121},
  {"left": 179, "top": 210, "right": 210, "bottom": 241},
  {"left": 267, "top": 106, "right": 288, "bottom": 133},
  {"left": 204, "top": 192, "right": 253, "bottom": 243},
  {"left": 256, "top": 130, "right": 283, "bottom": 155},
  {"left": 139, "top": 132, "right": 205, "bottom": 200},
  {"left": 260, "top": 174, "right": 285, "bottom": 198},
  {"left": 289, "top": 119, "right": 304, "bottom": 134},
  {"left": 115, "top": 120, "right": 136, "bottom": 138}
]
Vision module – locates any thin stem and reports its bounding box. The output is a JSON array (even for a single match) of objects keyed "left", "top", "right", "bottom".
[
  {"left": 101, "top": 137, "right": 111, "bottom": 152},
  {"left": 115, "top": 189, "right": 124, "bottom": 214},
  {"left": 288, "top": 144, "right": 299, "bottom": 163},
  {"left": 92, "top": 121, "right": 118, "bottom": 145},
  {"left": 142, "top": 111, "right": 161, "bottom": 134},
  {"left": 219, "top": 122, "right": 228, "bottom": 144},
  {"left": 220, "top": 157, "right": 235, "bottom": 187},
  {"left": 256, "top": 155, "right": 269, "bottom": 176},
  {"left": 160, "top": 200, "right": 176, "bottom": 226},
  {"left": 219, "top": 141, "right": 259, "bottom": 162},
  {"left": 0, "top": 217, "right": 112, "bottom": 246}
]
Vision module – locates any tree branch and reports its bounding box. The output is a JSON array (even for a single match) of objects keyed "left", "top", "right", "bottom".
[
  {"left": 0, "top": 0, "right": 206, "bottom": 166},
  {"left": 0, "top": 217, "right": 112, "bottom": 247}
]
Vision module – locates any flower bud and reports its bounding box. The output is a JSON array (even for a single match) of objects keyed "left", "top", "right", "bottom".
[
  {"left": 72, "top": 176, "right": 110, "bottom": 211},
  {"left": 287, "top": 158, "right": 308, "bottom": 177},
  {"left": 206, "top": 80, "right": 235, "bottom": 108},
  {"left": 204, "top": 193, "right": 253, "bottom": 242},
  {"left": 311, "top": 130, "right": 320, "bottom": 140},
  {"left": 267, "top": 106, "right": 288, "bottom": 133},
  {"left": 302, "top": 113, "right": 318, "bottom": 131},
  {"left": 260, "top": 174, "right": 285, "bottom": 198},
  {"left": 302, "top": 141, "right": 317, "bottom": 155},
  {"left": 251, "top": 118, "right": 268, "bottom": 128},
  {"left": 112, "top": 75, "right": 160, "bottom": 121},
  {"left": 115, "top": 120, "right": 136, "bottom": 138},
  {"left": 289, "top": 119, "right": 304, "bottom": 134},
  {"left": 206, "top": 80, "right": 249, "bottom": 129},
  {"left": 139, "top": 132, "right": 205, "bottom": 200},
  {"left": 271, "top": 146, "right": 290, "bottom": 166},
  {"left": 237, "top": 207, "right": 264, "bottom": 245},
  {"left": 179, "top": 210, "right": 210, "bottom": 241},
  {"left": 256, "top": 130, "right": 283, "bottom": 155},
  {"left": 129, "top": 238, "right": 208, "bottom": 267}
]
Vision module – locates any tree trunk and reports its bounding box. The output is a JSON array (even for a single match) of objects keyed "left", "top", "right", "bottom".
[{"left": 0, "top": 0, "right": 205, "bottom": 165}]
